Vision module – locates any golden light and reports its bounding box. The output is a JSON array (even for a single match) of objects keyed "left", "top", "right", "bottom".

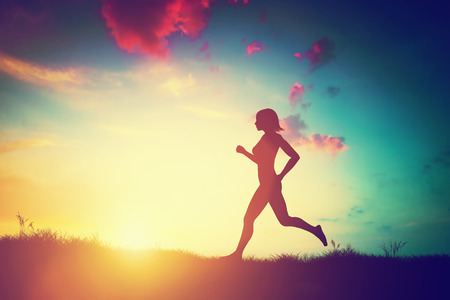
[{"left": 111, "top": 221, "right": 154, "bottom": 250}]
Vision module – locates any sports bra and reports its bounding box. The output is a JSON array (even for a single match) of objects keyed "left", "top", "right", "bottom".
[{"left": 252, "top": 133, "right": 281, "bottom": 161}]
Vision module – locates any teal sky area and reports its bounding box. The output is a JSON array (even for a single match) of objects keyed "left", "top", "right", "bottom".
[{"left": 0, "top": 0, "right": 449, "bottom": 256}]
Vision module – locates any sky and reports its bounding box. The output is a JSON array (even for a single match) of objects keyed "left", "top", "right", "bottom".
[{"left": 0, "top": 0, "right": 449, "bottom": 257}]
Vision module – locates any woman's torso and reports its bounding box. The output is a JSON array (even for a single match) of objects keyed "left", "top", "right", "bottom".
[{"left": 252, "top": 133, "right": 280, "bottom": 184}]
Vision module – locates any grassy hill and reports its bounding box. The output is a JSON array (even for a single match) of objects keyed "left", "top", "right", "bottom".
[{"left": 1, "top": 227, "right": 449, "bottom": 300}]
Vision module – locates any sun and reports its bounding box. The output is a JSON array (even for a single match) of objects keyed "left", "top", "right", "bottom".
[{"left": 112, "top": 223, "right": 153, "bottom": 250}]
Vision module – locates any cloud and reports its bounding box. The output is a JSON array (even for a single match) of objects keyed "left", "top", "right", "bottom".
[
  {"left": 318, "top": 218, "right": 339, "bottom": 222},
  {"left": 422, "top": 164, "right": 432, "bottom": 173},
  {"left": 327, "top": 86, "right": 340, "bottom": 97},
  {"left": 0, "top": 51, "right": 192, "bottom": 112},
  {"left": 227, "top": 0, "right": 250, "bottom": 5},
  {"left": 162, "top": 73, "right": 196, "bottom": 96},
  {"left": 422, "top": 145, "right": 450, "bottom": 173},
  {"left": 0, "top": 138, "right": 58, "bottom": 154},
  {"left": 0, "top": 0, "right": 50, "bottom": 44},
  {"left": 301, "top": 103, "right": 312, "bottom": 111},
  {"left": 0, "top": 129, "right": 66, "bottom": 154},
  {"left": 288, "top": 82, "right": 313, "bottom": 109},
  {"left": 0, "top": 0, "right": 100, "bottom": 55},
  {"left": 246, "top": 41, "right": 268, "bottom": 55},
  {"left": 280, "top": 114, "right": 349, "bottom": 156},
  {"left": 196, "top": 41, "right": 211, "bottom": 61},
  {"left": 378, "top": 225, "right": 392, "bottom": 232},
  {"left": 305, "top": 37, "right": 335, "bottom": 72},
  {"left": 279, "top": 114, "right": 307, "bottom": 142},
  {"left": 421, "top": 146, "right": 450, "bottom": 204},
  {"left": 258, "top": 10, "right": 267, "bottom": 23},
  {"left": 101, "top": 0, "right": 212, "bottom": 59},
  {"left": 402, "top": 222, "right": 418, "bottom": 227},
  {"left": 295, "top": 37, "right": 335, "bottom": 73},
  {"left": 209, "top": 65, "right": 219, "bottom": 72},
  {"left": 199, "top": 41, "right": 209, "bottom": 52},
  {"left": 0, "top": 50, "right": 160, "bottom": 94},
  {"left": 302, "top": 133, "right": 349, "bottom": 156},
  {"left": 433, "top": 147, "right": 450, "bottom": 168},
  {"left": 0, "top": 51, "right": 86, "bottom": 88},
  {"left": 348, "top": 205, "right": 364, "bottom": 217}
]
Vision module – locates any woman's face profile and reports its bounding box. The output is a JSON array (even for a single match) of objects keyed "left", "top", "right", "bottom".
[{"left": 255, "top": 116, "right": 263, "bottom": 131}]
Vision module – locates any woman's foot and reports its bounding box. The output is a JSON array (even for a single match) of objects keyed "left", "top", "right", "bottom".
[
  {"left": 219, "top": 252, "right": 242, "bottom": 261},
  {"left": 314, "top": 225, "right": 328, "bottom": 246}
]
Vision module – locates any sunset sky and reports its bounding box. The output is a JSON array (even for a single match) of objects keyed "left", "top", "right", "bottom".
[{"left": 1, "top": 0, "right": 449, "bottom": 257}]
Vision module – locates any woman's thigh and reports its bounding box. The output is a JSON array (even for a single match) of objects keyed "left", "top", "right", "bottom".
[
  {"left": 268, "top": 184, "right": 290, "bottom": 222},
  {"left": 244, "top": 186, "right": 270, "bottom": 222}
]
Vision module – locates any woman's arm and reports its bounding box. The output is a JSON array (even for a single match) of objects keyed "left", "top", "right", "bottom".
[
  {"left": 236, "top": 145, "right": 258, "bottom": 164},
  {"left": 278, "top": 136, "right": 300, "bottom": 180}
]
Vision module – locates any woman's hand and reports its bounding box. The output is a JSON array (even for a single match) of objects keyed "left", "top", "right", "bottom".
[
  {"left": 236, "top": 145, "right": 246, "bottom": 154},
  {"left": 236, "top": 145, "right": 258, "bottom": 164}
]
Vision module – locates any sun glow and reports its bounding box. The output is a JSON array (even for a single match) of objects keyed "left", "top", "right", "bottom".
[{"left": 112, "top": 223, "right": 154, "bottom": 250}]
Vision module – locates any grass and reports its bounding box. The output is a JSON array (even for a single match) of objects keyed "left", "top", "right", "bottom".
[
  {"left": 1, "top": 216, "right": 449, "bottom": 300},
  {"left": 379, "top": 240, "right": 408, "bottom": 257}
]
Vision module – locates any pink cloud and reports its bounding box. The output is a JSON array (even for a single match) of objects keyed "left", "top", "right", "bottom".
[
  {"left": 302, "top": 133, "right": 349, "bottom": 156},
  {"left": 199, "top": 41, "right": 209, "bottom": 52},
  {"left": 273, "top": 31, "right": 279, "bottom": 40},
  {"left": 101, "top": 0, "right": 212, "bottom": 59},
  {"left": 196, "top": 41, "right": 211, "bottom": 61},
  {"left": 227, "top": 0, "right": 250, "bottom": 5},
  {"left": 209, "top": 65, "right": 219, "bottom": 72},
  {"left": 294, "top": 53, "right": 303, "bottom": 60},
  {"left": 280, "top": 114, "right": 349, "bottom": 156},
  {"left": 258, "top": 10, "right": 267, "bottom": 22},
  {"left": 294, "top": 37, "right": 335, "bottom": 73},
  {"left": 246, "top": 41, "right": 268, "bottom": 55},
  {"left": 288, "top": 82, "right": 312, "bottom": 109},
  {"left": 304, "top": 37, "right": 335, "bottom": 72},
  {"left": 305, "top": 38, "right": 334, "bottom": 64}
]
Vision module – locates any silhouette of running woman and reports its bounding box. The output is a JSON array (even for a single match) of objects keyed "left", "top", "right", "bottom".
[{"left": 225, "top": 108, "right": 327, "bottom": 259}]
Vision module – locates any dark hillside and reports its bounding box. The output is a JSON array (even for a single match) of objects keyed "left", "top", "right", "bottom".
[{"left": 1, "top": 231, "right": 448, "bottom": 300}]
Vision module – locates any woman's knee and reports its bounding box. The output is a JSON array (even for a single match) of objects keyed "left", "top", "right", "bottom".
[
  {"left": 278, "top": 215, "right": 294, "bottom": 227},
  {"left": 243, "top": 214, "right": 256, "bottom": 226}
]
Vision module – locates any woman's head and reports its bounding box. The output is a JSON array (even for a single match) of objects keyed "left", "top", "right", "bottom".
[{"left": 255, "top": 108, "right": 283, "bottom": 132}]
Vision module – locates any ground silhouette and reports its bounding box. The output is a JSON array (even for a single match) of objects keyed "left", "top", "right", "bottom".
[{"left": 1, "top": 228, "right": 448, "bottom": 300}]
